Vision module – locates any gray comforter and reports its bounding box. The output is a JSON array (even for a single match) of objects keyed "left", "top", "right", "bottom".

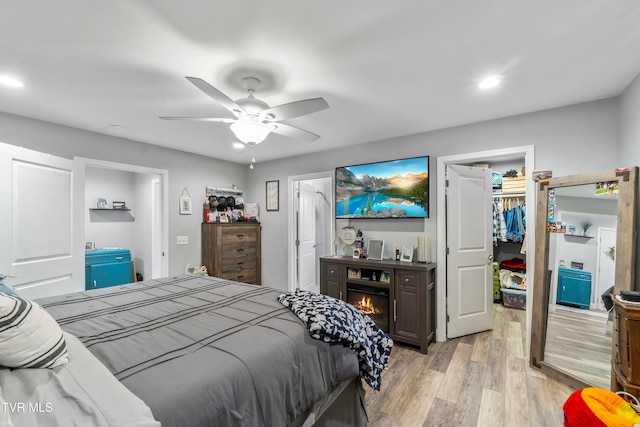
[{"left": 38, "top": 275, "right": 360, "bottom": 426}]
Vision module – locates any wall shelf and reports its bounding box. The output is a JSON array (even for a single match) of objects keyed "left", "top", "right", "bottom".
[
  {"left": 89, "top": 208, "right": 134, "bottom": 222},
  {"left": 563, "top": 234, "right": 593, "bottom": 240}
]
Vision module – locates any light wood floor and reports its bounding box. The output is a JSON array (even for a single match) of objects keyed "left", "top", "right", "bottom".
[
  {"left": 365, "top": 304, "right": 577, "bottom": 427},
  {"left": 545, "top": 305, "right": 611, "bottom": 389}
]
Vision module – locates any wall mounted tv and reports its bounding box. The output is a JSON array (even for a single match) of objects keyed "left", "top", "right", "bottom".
[{"left": 335, "top": 156, "right": 429, "bottom": 219}]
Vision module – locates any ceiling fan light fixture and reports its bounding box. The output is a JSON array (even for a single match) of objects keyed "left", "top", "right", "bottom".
[
  {"left": 232, "top": 141, "right": 246, "bottom": 150},
  {"left": 478, "top": 75, "right": 503, "bottom": 89},
  {"left": 0, "top": 75, "right": 24, "bottom": 88},
  {"left": 230, "top": 115, "right": 271, "bottom": 144}
]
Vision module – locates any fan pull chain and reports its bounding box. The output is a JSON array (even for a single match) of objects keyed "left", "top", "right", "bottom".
[{"left": 249, "top": 142, "right": 256, "bottom": 169}]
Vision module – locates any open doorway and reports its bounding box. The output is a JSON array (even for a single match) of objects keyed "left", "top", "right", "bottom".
[
  {"left": 287, "top": 171, "right": 334, "bottom": 293},
  {"left": 436, "top": 146, "right": 535, "bottom": 350},
  {"left": 76, "top": 157, "right": 169, "bottom": 280}
]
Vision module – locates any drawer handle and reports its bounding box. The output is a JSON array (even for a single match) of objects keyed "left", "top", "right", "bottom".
[
  {"left": 330, "top": 270, "right": 335, "bottom": 274},
  {"left": 93, "top": 280, "right": 97, "bottom": 289},
  {"left": 394, "top": 299, "right": 397, "bottom": 322},
  {"left": 237, "top": 275, "right": 244, "bottom": 279},
  {"left": 339, "top": 291, "right": 343, "bottom": 300},
  {"left": 405, "top": 278, "right": 410, "bottom": 283},
  {"left": 115, "top": 257, "right": 123, "bottom": 261},
  {"left": 236, "top": 234, "right": 245, "bottom": 238},
  {"left": 237, "top": 248, "right": 245, "bottom": 253}
]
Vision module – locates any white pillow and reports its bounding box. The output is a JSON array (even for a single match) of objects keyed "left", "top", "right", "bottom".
[{"left": 0, "top": 293, "right": 68, "bottom": 369}]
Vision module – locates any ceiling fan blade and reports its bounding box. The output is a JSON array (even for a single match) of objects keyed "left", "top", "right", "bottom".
[
  {"left": 159, "top": 117, "right": 236, "bottom": 123},
  {"left": 270, "top": 123, "right": 321, "bottom": 141},
  {"left": 185, "top": 76, "right": 246, "bottom": 117},
  {"left": 261, "top": 97, "right": 329, "bottom": 121}
]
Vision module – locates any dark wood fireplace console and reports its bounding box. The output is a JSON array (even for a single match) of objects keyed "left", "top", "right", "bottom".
[{"left": 319, "top": 256, "right": 436, "bottom": 354}]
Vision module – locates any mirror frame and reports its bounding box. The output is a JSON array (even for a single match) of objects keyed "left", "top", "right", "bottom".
[{"left": 530, "top": 167, "right": 638, "bottom": 389}]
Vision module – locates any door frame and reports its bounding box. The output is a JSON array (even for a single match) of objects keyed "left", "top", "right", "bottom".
[
  {"left": 436, "top": 146, "right": 535, "bottom": 349},
  {"left": 287, "top": 171, "right": 334, "bottom": 292},
  {"left": 75, "top": 157, "right": 169, "bottom": 278}
]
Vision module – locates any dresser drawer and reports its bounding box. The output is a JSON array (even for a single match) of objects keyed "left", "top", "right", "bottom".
[
  {"left": 324, "top": 263, "right": 340, "bottom": 280},
  {"left": 222, "top": 270, "right": 257, "bottom": 283},
  {"left": 220, "top": 228, "right": 257, "bottom": 245},
  {"left": 222, "top": 243, "right": 257, "bottom": 259},
  {"left": 396, "top": 270, "right": 419, "bottom": 288},
  {"left": 222, "top": 257, "right": 257, "bottom": 273}
]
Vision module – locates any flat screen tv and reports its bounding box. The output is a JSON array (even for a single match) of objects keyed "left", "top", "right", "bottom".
[{"left": 335, "top": 156, "right": 429, "bottom": 219}]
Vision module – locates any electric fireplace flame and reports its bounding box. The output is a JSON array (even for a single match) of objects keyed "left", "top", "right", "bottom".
[{"left": 356, "top": 296, "right": 381, "bottom": 315}]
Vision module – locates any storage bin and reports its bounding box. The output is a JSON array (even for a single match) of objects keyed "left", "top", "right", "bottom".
[
  {"left": 501, "top": 176, "right": 526, "bottom": 193},
  {"left": 501, "top": 288, "right": 526, "bottom": 309},
  {"left": 85, "top": 248, "right": 133, "bottom": 290}
]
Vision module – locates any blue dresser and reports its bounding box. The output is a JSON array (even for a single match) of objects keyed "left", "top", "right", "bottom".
[
  {"left": 85, "top": 248, "right": 133, "bottom": 290},
  {"left": 556, "top": 267, "right": 592, "bottom": 309}
]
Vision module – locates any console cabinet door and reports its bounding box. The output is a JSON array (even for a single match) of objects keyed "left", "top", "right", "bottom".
[
  {"left": 321, "top": 262, "right": 343, "bottom": 300},
  {"left": 393, "top": 269, "right": 423, "bottom": 342}
]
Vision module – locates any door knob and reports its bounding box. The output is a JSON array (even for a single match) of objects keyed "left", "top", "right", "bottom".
[{"left": 488, "top": 254, "right": 494, "bottom": 261}]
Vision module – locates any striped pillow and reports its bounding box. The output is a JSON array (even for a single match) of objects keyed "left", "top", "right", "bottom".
[{"left": 0, "top": 293, "right": 69, "bottom": 369}]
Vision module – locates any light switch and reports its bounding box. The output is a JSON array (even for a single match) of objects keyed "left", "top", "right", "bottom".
[{"left": 177, "top": 236, "right": 189, "bottom": 245}]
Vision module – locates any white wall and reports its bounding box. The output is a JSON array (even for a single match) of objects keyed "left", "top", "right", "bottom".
[
  {"left": 0, "top": 111, "right": 247, "bottom": 276},
  {"left": 247, "top": 98, "right": 620, "bottom": 289},
  {"left": 0, "top": 95, "right": 625, "bottom": 290},
  {"left": 85, "top": 167, "right": 136, "bottom": 249}
]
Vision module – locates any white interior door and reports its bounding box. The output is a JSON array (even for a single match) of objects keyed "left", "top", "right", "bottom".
[
  {"left": 595, "top": 227, "right": 616, "bottom": 311},
  {"left": 298, "top": 182, "right": 317, "bottom": 292},
  {"left": 446, "top": 164, "right": 493, "bottom": 338},
  {"left": 0, "top": 142, "right": 84, "bottom": 299}
]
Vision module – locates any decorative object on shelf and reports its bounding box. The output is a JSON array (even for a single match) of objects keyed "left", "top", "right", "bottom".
[
  {"left": 266, "top": 180, "right": 279, "bottom": 211},
  {"left": 368, "top": 239, "right": 384, "bottom": 260},
  {"left": 347, "top": 268, "right": 361, "bottom": 279},
  {"left": 184, "top": 264, "right": 208, "bottom": 275},
  {"left": 395, "top": 246, "right": 400, "bottom": 261},
  {"left": 97, "top": 198, "right": 107, "bottom": 209},
  {"left": 341, "top": 226, "right": 357, "bottom": 246},
  {"left": 355, "top": 229, "right": 365, "bottom": 253},
  {"left": 352, "top": 248, "right": 361, "bottom": 259},
  {"left": 401, "top": 246, "right": 414, "bottom": 262},
  {"left": 380, "top": 271, "right": 391, "bottom": 283},
  {"left": 581, "top": 221, "right": 592, "bottom": 236},
  {"left": 85, "top": 241, "right": 95, "bottom": 250},
  {"left": 179, "top": 188, "right": 192, "bottom": 215},
  {"left": 112, "top": 201, "right": 126, "bottom": 210},
  {"left": 416, "top": 235, "right": 431, "bottom": 263}
]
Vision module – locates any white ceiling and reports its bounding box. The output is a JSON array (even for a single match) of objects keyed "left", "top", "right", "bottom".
[{"left": 1, "top": 1, "right": 640, "bottom": 165}]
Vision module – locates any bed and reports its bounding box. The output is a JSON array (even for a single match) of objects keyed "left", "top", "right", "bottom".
[{"left": 0, "top": 275, "right": 372, "bottom": 426}]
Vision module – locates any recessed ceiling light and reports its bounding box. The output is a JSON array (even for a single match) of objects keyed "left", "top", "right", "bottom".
[
  {"left": 232, "top": 141, "right": 246, "bottom": 150},
  {"left": 478, "top": 75, "right": 503, "bottom": 89},
  {"left": 0, "top": 75, "right": 24, "bottom": 88}
]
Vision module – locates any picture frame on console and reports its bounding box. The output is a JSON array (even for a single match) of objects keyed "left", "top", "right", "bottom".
[{"left": 401, "top": 246, "right": 414, "bottom": 262}]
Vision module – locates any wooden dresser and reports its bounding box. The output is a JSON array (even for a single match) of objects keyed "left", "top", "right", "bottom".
[
  {"left": 201, "top": 223, "right": 261, "bottom": 285},
  {"left": 612, "top": 296, "right": 640, "bottom": 397}
]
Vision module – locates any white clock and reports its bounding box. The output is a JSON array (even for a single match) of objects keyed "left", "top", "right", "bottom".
[{"left": 341, "top": 227, "right": 357, "bottom": 246}]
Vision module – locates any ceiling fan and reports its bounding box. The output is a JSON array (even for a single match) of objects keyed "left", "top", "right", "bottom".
[{"left": 160, "top": 76, "right": 329, "bottom": 167}]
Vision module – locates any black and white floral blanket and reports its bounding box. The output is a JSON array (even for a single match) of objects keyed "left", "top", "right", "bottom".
[{"left": 277, "top": 290, "right": 393, "bottom": 390}]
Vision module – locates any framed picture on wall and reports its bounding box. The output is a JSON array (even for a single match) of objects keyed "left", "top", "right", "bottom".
[{"left": 266, "top": 180, "right": 279, "bottom": 211}]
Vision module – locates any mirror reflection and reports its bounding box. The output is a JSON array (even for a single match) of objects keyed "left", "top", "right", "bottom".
[{"left": 543, "top": 183, "right": 618, "bottom": 389}]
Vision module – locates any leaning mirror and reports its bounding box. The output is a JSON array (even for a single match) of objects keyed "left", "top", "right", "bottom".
[{"left": 530, "top": 167, "right": 638, "bottom": 390}]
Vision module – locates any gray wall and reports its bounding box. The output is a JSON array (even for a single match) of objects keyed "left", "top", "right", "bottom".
[
  {"left": 620, "top": 71, "right": 640, "bottom": 290},
  {"left": 0, "top": 95, "right": 626, "bottom": 289},
  {"left": 0, "top": 111, "right": 247, "bottom": 276},
  {"left": 247, "top": 98, "right": 620, "bottom": 289}
]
